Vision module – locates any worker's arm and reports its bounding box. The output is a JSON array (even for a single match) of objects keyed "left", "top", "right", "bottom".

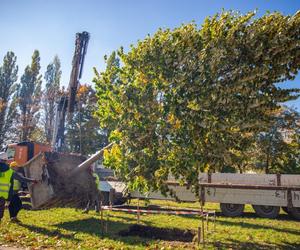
[
  {"left": 0, "top": 162, "right": 9, "bottom": 172},
  {"left": 12, "top": 172, "right": 38, "bottom": 183}
]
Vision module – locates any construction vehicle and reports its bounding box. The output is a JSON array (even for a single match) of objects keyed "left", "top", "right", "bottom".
[
  {"left": 52, "top": 31, "right": 90, "bottom": 152},
  {"left": 5, "top": 141, "right": 51, "bottom": 165},
  {"left": 2, "top": 31, "right": 90, "bottom": 165},
  {"left": 0, "top": 32, "right": 92, "bottom": 207},
  {"left": 20, "top": 31, "right": 102, "bottom": 209}
]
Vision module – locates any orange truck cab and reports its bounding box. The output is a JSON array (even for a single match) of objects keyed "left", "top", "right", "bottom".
[{"left": 5, "top": 141, "right": 51, "bottom": 166}]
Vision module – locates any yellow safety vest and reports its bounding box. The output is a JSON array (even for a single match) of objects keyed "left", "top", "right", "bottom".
[
  {"left": 0, "top": 168, "right": 13, "bottom": 199},
  {"left": 13, "top": 178, "right": 20, "bottom": 191},
  {"left": 93, "top": 173, "right": 100, "bottom": 189}
]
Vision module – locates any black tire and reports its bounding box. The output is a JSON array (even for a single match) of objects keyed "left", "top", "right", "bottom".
[
  {"left": 288, "top": 207, "right": 300, "bottom": 221},
  {"left": 101, "top": 192, "right": 110, "bottom": 205},
  {"left": 114, "top": 192, "right": 127, "bottom": 205},
  {"left": 220, "top": 203, "right": 245, "bottom": 217},
  {"left": 101, "top": 191, "right": 127, "bottom": 206},
  {"left": 252, "top": 205, "right": 280, "bottom": 219},
  {"left": 281, "top": 207, "right": 289, "bottom": 214}
]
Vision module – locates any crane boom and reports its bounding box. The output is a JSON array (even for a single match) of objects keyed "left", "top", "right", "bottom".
[
  {"left": 68, "top": 31, "right": 90, "bottom": 113},
  {"left": 52, "top": 31, "right": 90, "bottom": 152}
]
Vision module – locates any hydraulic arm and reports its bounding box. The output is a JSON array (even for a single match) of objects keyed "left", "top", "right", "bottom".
[{"left": 52, "top": 31, "right": 90, "bottom": 152}]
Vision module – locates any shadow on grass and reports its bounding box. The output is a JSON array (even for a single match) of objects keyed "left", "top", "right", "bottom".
[
  {"left": 216, "top": 216, "right": 300, "bottom": 236},
  {"left": 108, "top": 210, "right": 300, "bottom": 238},
  {"left": 107, "top": 214, "right": 154, "bottom": 226},
  {"left": 178, "top": 211, "right": 296, "bottom": 221},
  {"left": 213, "top": 239, "right": 300, "bottom": 250},
  {"left": 222, "top": 211, "right": 297, "bottom": 222},
  {"left": 54, "top": 217, "right": 155, "bottom": 247},
  {"left": 106, "top": 214, "right": 142, "bottom": 223},
  {"left": 19, "top": 222, "right": 80, "bottom": 242},
  {"left": 20, "top": 216, "right": 300, "bottom": 249}
]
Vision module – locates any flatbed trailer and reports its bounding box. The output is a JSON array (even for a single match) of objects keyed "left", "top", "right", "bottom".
[{"left": 127, "top": 173, "right": 300, "bottom": 220}]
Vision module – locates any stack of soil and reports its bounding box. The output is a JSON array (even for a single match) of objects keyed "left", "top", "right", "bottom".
[{"left": 23, "top": 152, "right": 97, "bottom": 209}]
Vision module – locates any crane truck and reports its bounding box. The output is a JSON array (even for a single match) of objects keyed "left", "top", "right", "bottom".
[
  {"left": 2, "top": 31, "right": 90, "bottom": 164},
  {"left": 0, "top": 32, "right": 92, "bottom": 208}
]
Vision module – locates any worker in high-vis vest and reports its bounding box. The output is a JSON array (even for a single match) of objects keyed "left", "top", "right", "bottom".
[
  {"left": 0, "top": 158, "right": 38, "bottom": 223},
  {"left": 93, "top": 172, "right": 100, "bottom": 191},
  {"left": 0, "top": 159, "right": 12, "bottom": 222}
]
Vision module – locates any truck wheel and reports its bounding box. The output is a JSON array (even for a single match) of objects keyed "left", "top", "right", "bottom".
[
  {"left": 101, "top": 192, "right": 110, "bottom": 205},
  {"left": 220, "top": 203, "right": 244, "bottom": 217},
  {"left": 288, "top": 208, "right": 300, "bottom": 221},
  {"left": 281, "top": 207, "right": 289, "bottom": 214},
  {"left": 114, "top": 192, "right": 127, "bottom": 205},
  {"left": 252, "top": 205, "right": 280, "bottom": 219}
]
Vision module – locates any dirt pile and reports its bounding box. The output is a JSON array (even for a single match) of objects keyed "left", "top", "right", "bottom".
[
  {"left": 24, "top": 152, "right": 97, "bottom": 209},
  {"left": 119, "top": 224, "right": 196, "bottom": 242}
]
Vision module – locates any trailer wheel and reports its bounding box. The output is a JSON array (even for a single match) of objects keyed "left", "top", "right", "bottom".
[
  {"left": 252, "top": 205, "right": 280, "bottom": 219},
  {"left": 101, "top": 191, "right": 127, "bottom": 206},
  {"left": 101, "top": 191, "right": 110, "bottom": 205},
  {"left": 281, "top": 207, "right": 289, "bottom": 214},
  {"left": 220, "top": 203, "right": 244, "bottom": 217},
  {"left": 288, "top": 208, "right": 300, "bottom": 220}
]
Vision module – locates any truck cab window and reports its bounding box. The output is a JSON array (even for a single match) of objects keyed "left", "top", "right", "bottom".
[{"left": 6, "top": 147, "right": 16, "bottom": 159}]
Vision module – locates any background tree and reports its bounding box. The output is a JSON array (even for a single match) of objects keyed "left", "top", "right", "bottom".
[
  {"left": 66, "top": 84, "right": 108, "bottom": 155},
  {"left": 95, "top": 11, "right": 300, "bottom": 197},
  {"left": 43, "top": 55, "right": 62, "bottom": 143},
  {"left": 281, "top": 131, "right": 300, "bottom": 174},
  {"left": 17, "top": 50, "right": 42, "bottom": 141},
  {"left": 0, "top": 52, "right": 19, "bottom": 145},
  {"left": 94, "top": 51, "right": 120, "bottom": 136},
  {"left": 255, "top": 107, "right": 300, "bottom": 173}
]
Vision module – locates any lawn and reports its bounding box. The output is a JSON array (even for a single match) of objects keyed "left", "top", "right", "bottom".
[{"left": 0, "top": 200, "right": 299, "bottom": 249}]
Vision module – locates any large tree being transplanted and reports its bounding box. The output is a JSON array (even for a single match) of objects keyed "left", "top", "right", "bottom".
[{"left": 94, "top": 11, "right": 300, "bottom": 197}]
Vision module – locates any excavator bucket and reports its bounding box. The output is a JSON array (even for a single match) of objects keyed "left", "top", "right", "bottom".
[{"left": 23, "top": 152, "right": 97, "bottom": 209}]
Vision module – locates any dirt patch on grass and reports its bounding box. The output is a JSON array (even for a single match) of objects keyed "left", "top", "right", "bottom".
[{"left": 119, "top": 224, "right": 196, "bottom": 242}]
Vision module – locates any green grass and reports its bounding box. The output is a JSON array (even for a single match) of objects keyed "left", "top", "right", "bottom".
[{"left": 0, "top": 200, "right": 299, "bottom": 249}]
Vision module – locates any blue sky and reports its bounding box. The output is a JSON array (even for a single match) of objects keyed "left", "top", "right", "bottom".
[{"left": 1, "top": 0, "right": 300, "bottom": 109}]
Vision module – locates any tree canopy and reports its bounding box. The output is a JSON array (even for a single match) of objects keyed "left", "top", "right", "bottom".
[
  {"left": 43, "top": 55, "right": 62, "bottom": 143},
  {"left": 66, "top": 84, "right": 108, "bottom": 155},
  {"left": 17, "top": 50, "right": 42, "bottom": 141},
  {"left": 95, "top": 11, "right": 300, "bottom": 196},
  {"left": 0, "top": 52, "right": 19, "bottom": 145}
]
